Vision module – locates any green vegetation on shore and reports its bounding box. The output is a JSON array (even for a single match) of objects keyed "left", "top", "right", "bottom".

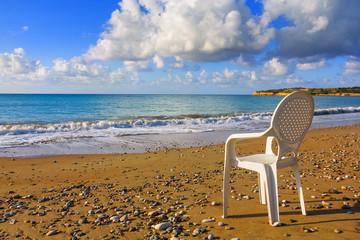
[{"left": 253, "top": 87, "right": 360, "bottom": 96}]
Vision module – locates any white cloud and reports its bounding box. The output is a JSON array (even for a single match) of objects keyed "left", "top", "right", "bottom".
[
  {"left": 153, "top": 55, "right": 164, "bottom": 69},
  {"left": 262, "top": 58, "right": 289, "bottom": 76},
  {"left": 185, "top": 71, "right": 194, "bottom": 83},
  {"left": 169, "top": 56, "right": 185, "bottom": 69},
  {"left": 0, "top": 49, "right": 50, "bottom": 81},
  {"left": 124, "top": 60, "right": 151, "bottom": 72},
  {"left": 110, "top": 68, "right": 140, "bottom": 84},
  {"left": 242, "top": 71, "right": 257, "bottom": 81},
  {"left": 286, "top": 75, "right": 304, "bottom": 84},
  {"left": 296, "top": 59, "right": 325, "bottom": 70},
  {"left": 86, "top": 0, "right": 274, "bottom": 62},
  {"left": 343, "top": 56, "right": 360, "bottom": 75},
  {"left": 264, "top": 0, "right": 360, "bottom": 58},
  {"left": 212, "top": 68, "right": 240, "bottom": 84},
  {"left": 198, "top": 70, "right": 209, "bottom": 84},
  {"left": 0, "top": 48, "right": 143, "bottom": 90},
  {"left": 53, "top": 57, "right": 109, "bottom": 83},
  {"left": 22, "top": 26, "right": 29, "bottom": 31},
  {"left": 14, "top": 48, "right": 25, "bottom": 56},
  {"left": 307, "top": 16, "right": 328, "bottom": 34},
  {"left": 52, "top": 57, "right": 142, "bottom": 85},
  {"left": 230, "top": 54, "right": 256, "bottom": 67}
]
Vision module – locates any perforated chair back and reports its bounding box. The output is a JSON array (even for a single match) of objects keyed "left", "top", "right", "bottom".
[{"left": 271, "top": 91, "right": 314, "bottom": 150}]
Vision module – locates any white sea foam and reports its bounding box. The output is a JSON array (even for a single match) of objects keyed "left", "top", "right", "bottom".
[
  {"left": 0, "top": 112, "right": 273, "bottom": 136},
  {"left": 1, "top": 106, "right": 360, "bottom": 136},
  {"left": 1, "top": 106, "right": 359, "bottom": 137},
  {"left": 1, "top": 106, "right": 360, "bottom": 157},
  {"left": 314, "top": 106, "right": 360, "bottom": 115}
]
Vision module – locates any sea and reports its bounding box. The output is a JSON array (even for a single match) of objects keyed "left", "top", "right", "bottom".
[{"left": 1, "top": 94, "right": 359, "bottom": 157}]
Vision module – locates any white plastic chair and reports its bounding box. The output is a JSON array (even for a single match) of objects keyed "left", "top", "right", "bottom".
[{"left": 222, "top": 91, "right": 314, "bottom": 226}]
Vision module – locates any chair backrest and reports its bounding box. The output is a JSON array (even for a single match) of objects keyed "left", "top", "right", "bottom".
[{"left": 271, "top": 91, "right": 314, "bottom": 150}]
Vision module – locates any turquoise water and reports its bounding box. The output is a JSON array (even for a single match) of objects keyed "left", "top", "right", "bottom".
[
  {"left": 0, "top": 94, "right": 359, "bottom": 125},
  {"left": 0, "top": 94, "right": 359, "bottom": 157}
]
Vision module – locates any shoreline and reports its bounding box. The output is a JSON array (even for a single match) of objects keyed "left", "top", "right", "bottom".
[
  {"left": 253, "top": 92, "right": 360, "bottom": 96},
  {"left": 2, "top": 113, "right": 360, "bottom": 158},
  {"left": 0, "top": 125, "right": 359, "bottom": 239}
]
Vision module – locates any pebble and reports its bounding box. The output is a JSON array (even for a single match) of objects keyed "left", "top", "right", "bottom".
[
  {"left": 334, "top": 229, "right": 342, "bottom": 234},
  {"left": 154, "top": 222, "right": 173, "bottom": 230},
  {"left": 46, "top": 230, "right": 58, "bottom": 236},
  {"left": 148, "top": 210, "right": 160, "bottom": 217},
  {"left": 192, "top": 229, "right": 200, "bottom": 236},
  {"left": 218, "top": 222, "right": 225, "bottom": 226},
  {"left": 110, "top": 216, "right": 120, "bottom": 222},
  {"left": 207, "top": 233, "right": 214, "bottom": 240},
  {"left": 78, "top": 218, "right": 88, "bottom": 224},
  {"left": 120, "top": 214, "right": 128, "bottom": 222},
  {"left": 202, "top": 219, "right": 215, "bottom": 223},
  {"left": 9, "top": 219, "right": 17, "bottom": 224},
  {"left": 243, "top": 195, "right": 251, "bottom": 199}
]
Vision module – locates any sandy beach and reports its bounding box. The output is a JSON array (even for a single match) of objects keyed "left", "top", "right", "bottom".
[{"left": 0, "top": 125, "right": 359, "bottom": 240}]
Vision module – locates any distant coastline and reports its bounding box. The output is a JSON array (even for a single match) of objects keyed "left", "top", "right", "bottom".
[{"left": 253, "top": 87, "right": 360, "bottom": 96}]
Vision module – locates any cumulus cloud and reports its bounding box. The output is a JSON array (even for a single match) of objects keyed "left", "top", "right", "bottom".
[
  {"left": 110, "top": 68, "right": 140, "bottom": 84},
  {"left": 22, "top": 26, "right": 29, "bottom": 31},
  {"left": 211, "top": 68, "right": 240, "bottom": 84},
  {"left": 0, "top": 48, "right": 50, "bottom": 81},
  {"left": 153, "top": 55, "right": 165, "bottom": 69},
  {"left": 264, "top": 0, "right": 360, "bottom": 59},
  {"left": 53, "top": 57, "right": 110, "bottom": 83},
  {"left": 343, "top": 56, "right": 360, "bottom": 75},
  {"left": 124, "top": 60, "right": 151, "bottom": 72},
  {"left": 52, "top": 57, "right": 142, "bottom": 85},
  {"left": 286, "top": 75, "right": 304, "bottom": 84},
  {"left": 169, "top": 56, "right": 185, "bottom": 69},
  {"left": 14, "top": 47, "right": 25, "bottom": 56},
  {"left": 262, "top": 58, "right": 290, "bottom": 76},
  {"left": 296, "top": 59, "right": 325, "bottom": 70},
  {"left": 184, "top": 71, "right": 194, "bottom": 83},
  {"left": 0, "top": 48, "right": 144, "bottom": 89},
  {"left": 242, "top": 71, "right": 257, "bottom": 81},
  {"left": 198, "top": 70, "right": 210, "bottom": 84},
  {"left": 86, "top": 0, "right": 274, "bottom": 62},
  {"left": 230, "top": 54, "right": 256, "bottom": 67}
]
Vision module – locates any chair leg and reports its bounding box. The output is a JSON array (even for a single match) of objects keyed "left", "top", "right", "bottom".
[
  {"left": 293, "top": 163, "right": 307, "bottom": 216},
  {"left": 264, "top": 165, "right": 280, "bottom": 226},
  {"left": 222, "top": 156, "right": 231, "bottom": 218},
  {"left": 259, "top": 173, "right": 267, "bottom": 205}
]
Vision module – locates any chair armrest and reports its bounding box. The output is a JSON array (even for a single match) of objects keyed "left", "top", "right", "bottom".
[
  {"left": 224, "top": 128, "right": 273, "bottom": 162},
  {"left": 226, "top": 128, "right": 273, "bottom": 144}
]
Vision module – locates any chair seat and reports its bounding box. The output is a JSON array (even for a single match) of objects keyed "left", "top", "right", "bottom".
[
  {"left": 236, "top": 154, "right": 277, "bottom": 165},
  {"left": 233, "top": 154, "right": 298, "bottom": 168}
]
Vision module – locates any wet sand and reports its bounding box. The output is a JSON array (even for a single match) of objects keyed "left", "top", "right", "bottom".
[{"left": 0, "top": 125, "right": 359, "bottom": 239}]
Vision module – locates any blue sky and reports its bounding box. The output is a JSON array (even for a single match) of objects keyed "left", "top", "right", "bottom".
[{"left": 0, "top": 0, "right": 360, "bottom": 94}]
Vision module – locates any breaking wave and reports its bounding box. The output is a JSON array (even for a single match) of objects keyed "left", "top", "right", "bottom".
[{"left": 0, "top": 106, "right": 359, "bottom": 136}]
